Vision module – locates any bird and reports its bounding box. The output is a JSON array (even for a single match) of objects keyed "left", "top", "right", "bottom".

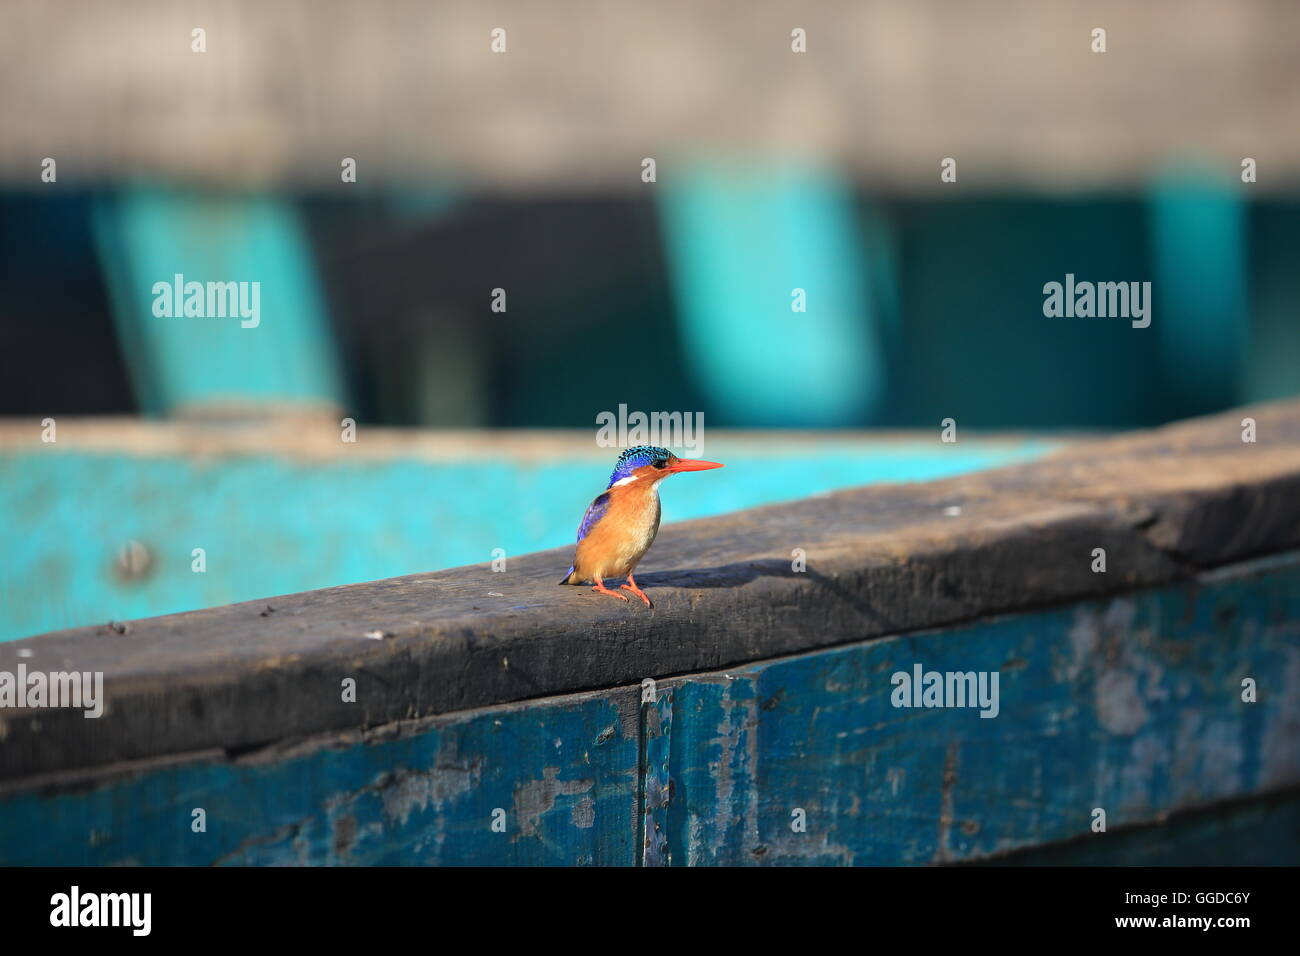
[{"left": 559, "top": 445, "right": 723, "bottom": 607}]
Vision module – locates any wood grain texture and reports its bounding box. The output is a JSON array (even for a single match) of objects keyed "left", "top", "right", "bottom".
[
  {"left": 1, "top": 399, "right": 1298, "bottom": 784},
  {"left": 647, "top": 553, "right": 1300, "bottom": 865},
  {"left": 2, "top": 552, "right": 1293, "bottom": 864},
  {"left": 981, "top": 788, "right": 1300, "bottom": 866},
  {"left": 0, "top": 686, "right": 641, "bottom": 865}
]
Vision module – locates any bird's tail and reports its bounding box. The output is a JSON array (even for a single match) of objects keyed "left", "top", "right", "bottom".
[{"left": 558, "top": 566, "right": 576, "bottom": 585}]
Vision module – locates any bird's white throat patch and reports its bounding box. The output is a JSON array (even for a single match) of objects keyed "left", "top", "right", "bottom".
[{"left": 609, "top": 474, "right": 666, "bottom": 492}]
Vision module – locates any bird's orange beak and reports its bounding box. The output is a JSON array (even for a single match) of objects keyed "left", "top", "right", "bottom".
[{"left": 668, "top": 458, "right": 724, "bottom": 473}]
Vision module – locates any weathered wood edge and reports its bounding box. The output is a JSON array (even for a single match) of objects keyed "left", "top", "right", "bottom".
[
  {"left": 2, "top": 400, "right": 1298, "bottom": 782},
  {"left": 966, "top": 785, "right": 1300, "bottom": 866},
  {"left": 0, "top": 418, "right": 1068, "bottom": 462}
]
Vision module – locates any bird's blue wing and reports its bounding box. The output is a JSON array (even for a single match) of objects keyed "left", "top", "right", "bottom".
[
  {"left": 560, "top": 492, "right": 612, "bottom": 583},
  {"left": 576, "top": 492, "right": 611, "bottom": 542}
]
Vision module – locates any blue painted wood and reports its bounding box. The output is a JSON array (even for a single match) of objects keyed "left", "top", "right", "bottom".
[
  {"left": 0, "top": 437, "right": 1060, "bottom": 642},
  {"left": 650, "top": 553, "right": 1300, "bottom": 865},
  {"left": 0, "top": 688, "right": 639, "bottom": 866},
  {"left": 641, "top": 683, "right": 673, "bottom": 866},
  {"left": 1, "top": 553, "right": 1293, "bottom": 866},
  {"left": 91, "top": 188, "right": 345, "bottom": 415},
  {"left": 988, "top": 789, "right": 1300, "bottom": 866}
]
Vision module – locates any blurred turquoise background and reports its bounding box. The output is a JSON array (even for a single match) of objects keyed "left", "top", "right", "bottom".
[
  {"left": 2, "top": 170, "right": 1298, "bottom": 641},
  {"left": 5, "top": 178, "right": 1296, "bottom": 429}
]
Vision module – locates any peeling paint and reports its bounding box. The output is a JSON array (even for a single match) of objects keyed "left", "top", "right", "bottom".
[
  {"left": 1260, "top": 646, "right": 1300, "bottom": 789},
  {"left": 331, "top": 813, "right": 357, "bottom": 858},
  {"left": 651, "top": 557, "right": 1300, "bottom": 865},
  {"left": 1096, "top": 669, "right": 1148, "bottom": 735},
  {"left": 379, "top": 753, "right": 481, "bottom": 827},
  {"left": 570, "top": 794, "right": 595, "bottom": 829},
  {"left": 511, "top": 767, "right": 593, "bottom": 841}
]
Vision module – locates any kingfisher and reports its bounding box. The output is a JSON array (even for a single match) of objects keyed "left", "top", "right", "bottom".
[{"left": 559, "top": 445, "right": 723, "bottom": 607}]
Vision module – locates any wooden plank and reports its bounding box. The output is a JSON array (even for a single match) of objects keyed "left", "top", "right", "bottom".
[
  {"left": 657, "top": 166, "right": 886, "bottom": 424},
  {"left": 1149, "top": 178, "right": 1249, "bottom": 417},
  {"left": 1, "top": 399, "right": 1298, "bottom": 784},
  {"left": 0, "top": 417, "right": 1067, "bottom": 461},
  {"left": 90, "top": 189, "right": 345, "bottom": 416},
  {"left": 0, "top": 686, "right": 640, "bottom": 865},
  {"left": 647, "top": 552, "right": 1300, "bottom": 864},
  {"left": 982, "top": 789, "right": 1300, "bottom": 866},
  {"left": 641, "top": 681, "right": 672, "bottom": 867},
  {"left": 4, "top": 553, "right": 1293, "bottom": 865}
]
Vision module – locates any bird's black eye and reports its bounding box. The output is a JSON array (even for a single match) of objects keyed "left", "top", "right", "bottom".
[{"left": 652, "top": 458, "right": 668, "bottom": 469}]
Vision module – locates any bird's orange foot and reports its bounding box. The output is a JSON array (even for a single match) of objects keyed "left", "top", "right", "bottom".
[
  {"left": 621, "top": 573, "right": 653, "bottom": 608},
  {"left": 591, "top": 577, "right": 629, "bottom": 602}
]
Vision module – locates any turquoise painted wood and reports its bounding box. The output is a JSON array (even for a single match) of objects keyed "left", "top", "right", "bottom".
[
  {"left": 1149, "top": 170, "right": 1248, "bottom": 414},
  {"left": 1, "top": 553, "right": 1294, "bottom": 866},
  {"left": 657, "top": 164, "right": 886, "bottom": 426},
  {"left": 91, "top": 188, "right": 345, "bottom": 415},
  {"left": 648, "top": 552, "right": 1300, "bottom": 865},
  {"left": 0, "top": 438, "right": 1060, "bottom": 642},
  {"left": 0, "top": 688, "right": 639, "bottom": 866}
]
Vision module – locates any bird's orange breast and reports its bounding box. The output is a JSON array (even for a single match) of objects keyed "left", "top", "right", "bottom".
[{"left": 571, "top": 479, "right": 662, "bottom": 581}]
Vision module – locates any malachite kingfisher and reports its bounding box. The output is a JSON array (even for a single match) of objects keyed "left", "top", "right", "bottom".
[{"left": 559, "top": 445, "right": 724, "bottom": 607}]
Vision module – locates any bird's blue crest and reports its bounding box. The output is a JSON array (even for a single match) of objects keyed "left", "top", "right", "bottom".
[{"left": 608, "top": 445, "right": 670, "bottom": 487}]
